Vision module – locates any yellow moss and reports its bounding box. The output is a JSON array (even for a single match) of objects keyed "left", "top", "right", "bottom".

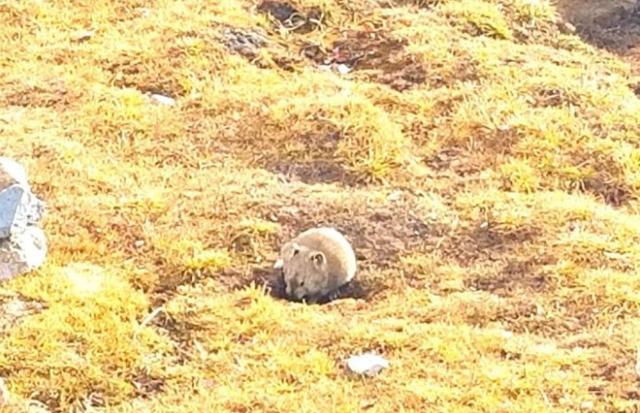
[
  {"left": 1, "top": 264, "right": 171, "bottom": 409},
  {"left": 499, "top": 159, "right": 542, "bottom": 193},
  {"left": 268, "top": 85, "right": 414, "bottom": 180},
  {"left": 441, "top": 0, "right": 513, "bottom": 39},
  {"left": 183, "top": 249, "right": 233, "bottom": 272},
  {"left": 238, "top": 218, "right": 280, "bottom": 235},
  {"left": 153, "top": 238, "right": 232, "bottom": 272}
]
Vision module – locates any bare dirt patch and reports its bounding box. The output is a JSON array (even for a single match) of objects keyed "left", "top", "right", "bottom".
[
  {"left": 302, "top": 31, "right": 428, "bottom": 91},
  {"left": 247, "top": 265, "right": 369, "bottom": 303},
  {"left": 556, "top": 0, "right": 640, "bottom": 52},
  {"left": 222, "top": 26, "right": 303, "bottom": 71},
  {"left": 226, "top": 187, "right": 446, "bottom": 304},
  {"left": 2, "top": 79, "right": 78, "bottom": 110},
  {"left": 265, "top": 195, "right": 436, "bottom": 270}
]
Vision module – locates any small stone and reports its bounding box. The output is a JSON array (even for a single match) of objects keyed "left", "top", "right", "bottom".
[
  {"left": 134, "top": 239, "right": 145, "bottom": 248},
  {"left": 0, "top": 377, "right": 10, "bottom": 406},
  {"left": 72, "top": 29, "right": 94, "bottom": 42},
  {"left": 440, "top": 278, "right": 465, "bottom": 292},
  {"left": 346, "top": 353, "right": 389, "bottom": 376},
  {"left": 336, "top": 64, "right": 351, "bottom": 75},
  {"left": 138, "top": 7, "right": 151, "bottom": 17},
  {"left": 223, "top": 28, "right": 268, "bottom": 58},
  {"left": 149, "top": 94, "right": 176, "bottom": 106},
  {"left": 580, "top": 400, "right": 594, "bottom": 411},
  {"left": 387, "top": 191, "right": 403, "bottom": 202}
]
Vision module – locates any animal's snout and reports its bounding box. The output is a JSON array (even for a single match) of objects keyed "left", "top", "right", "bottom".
[{"left": 284, "top": 285, "right": 306, "bottom": 302}]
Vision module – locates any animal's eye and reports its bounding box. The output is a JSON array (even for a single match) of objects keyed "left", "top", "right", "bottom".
[
  {"left": 299, "top": 280, "right": 305, "bottom": 287},
  {"left": 293, "top": 248, "right": 299, "bottom": 256}
]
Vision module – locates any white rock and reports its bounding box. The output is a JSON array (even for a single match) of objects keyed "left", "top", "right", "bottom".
[
  {"left": 346, "top": 353, "right": 389, "bottom": 376},
  {"left": 138, "top": 8, "right": 151, "bottom": 17},
  {"left": 0, "top": 158, "right": 44, "bottom": 239},
  {"left": 0, "top": 377, "right": 9, "bottom": 406},
  {"left": 0, "top": 157, "right": 28, "bottom": 187},
  {"left": 0, "top": 227, "right": 47, "bottom": 281},
  {"left": 150, "top": 94, "right": 176, "bottom": 106},
  {"left": 0, "top": 186, "right": 44, "bottom": 239},
  {"left": 72, "top": 29, "right": 94, "bottom": 42},
  {"left": 0, "top": 185, "right": 25, "bottom": 238},
  {"left": 0, "top": 157, "right": 47, "bottom": 282},
  {"left": 336, "top": 64, "right": 351, "bottom": 75}
]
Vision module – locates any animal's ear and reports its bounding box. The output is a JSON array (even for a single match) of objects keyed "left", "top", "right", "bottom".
[
  {"left": 310, "top": 251, "right": 325, "bottom": 268},
  {"left": 292, "top": 243, "right": 301, "bottom": 257}
]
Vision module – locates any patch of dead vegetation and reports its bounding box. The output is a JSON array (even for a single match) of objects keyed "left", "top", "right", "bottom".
[
  {"left": 1, "top": 79, "right": 78, "bottom": 110},
  {"left": 307, "top": 30, "right": 428, "bottom": 91}
]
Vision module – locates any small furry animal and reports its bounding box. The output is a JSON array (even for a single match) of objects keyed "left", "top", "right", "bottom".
[{"left": 274, "top": 227, "right": 356, "bottom": 303}]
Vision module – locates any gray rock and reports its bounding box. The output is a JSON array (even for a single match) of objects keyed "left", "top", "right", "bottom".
[
  {"left": 346, "top": 353, "right": 390, "bottom": 377},
  {"left": 223, "top": 28, "right": 268, "bottom": 58},
  {"left": 149, "top": 93, "right": 176, "bottom": 106},
  {"left": 0, "top": 185, "right": 44, "bottom": 239},
  {"left": 0, "top": 157, "right": 47, "bottom": 281},
  {"left": 0, "top": 227, "right": 47, "bottom": 281},
  {"left": 0, "top": 185, "right": 25, "bottom": 239}
]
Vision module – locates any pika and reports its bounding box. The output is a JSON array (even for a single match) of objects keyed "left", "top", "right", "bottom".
[{"left": 274, "top": 227, "right": 356, "bottom": 303}]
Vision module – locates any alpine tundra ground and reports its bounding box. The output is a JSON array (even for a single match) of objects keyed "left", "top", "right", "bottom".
[{"left": 2, "top": 0, "right": 640, "bottom": 412}]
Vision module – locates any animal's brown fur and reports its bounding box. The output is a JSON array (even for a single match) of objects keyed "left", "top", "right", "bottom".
[{"left": 274, "top": 227, "right": 356, "bottom": 303}]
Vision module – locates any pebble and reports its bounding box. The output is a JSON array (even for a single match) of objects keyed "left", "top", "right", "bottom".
[
  {"left": 149, "top": 94, "right": 176, "bottom": 106},
  {"left": 0, "top": 377, "right": 9, "bottom": 406},
  {"left": 346, "top": 353, "right": 389, "bottom": 376}
]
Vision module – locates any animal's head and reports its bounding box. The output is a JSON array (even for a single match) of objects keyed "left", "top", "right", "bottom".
[{"left": 274, "top": 241, "right": 328, "bottom": 303}]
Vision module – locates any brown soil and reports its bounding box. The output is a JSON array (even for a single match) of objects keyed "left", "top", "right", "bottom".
[{"left": 557, "top": 0, "right": 640, "bottom": 72}]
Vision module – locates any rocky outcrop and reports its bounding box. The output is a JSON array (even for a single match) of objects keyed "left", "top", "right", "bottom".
[{"left": 0, "top": 157, "right": 47, "bottom": 281}]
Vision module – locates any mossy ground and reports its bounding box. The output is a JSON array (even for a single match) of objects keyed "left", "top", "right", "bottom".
[{"left": 1, "top": 0, "right": 640, "bottom": 412}]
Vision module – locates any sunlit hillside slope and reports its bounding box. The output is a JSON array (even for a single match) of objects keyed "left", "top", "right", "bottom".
[{"left": 2, "top": 0, "right": 640, "bottom": 412}]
